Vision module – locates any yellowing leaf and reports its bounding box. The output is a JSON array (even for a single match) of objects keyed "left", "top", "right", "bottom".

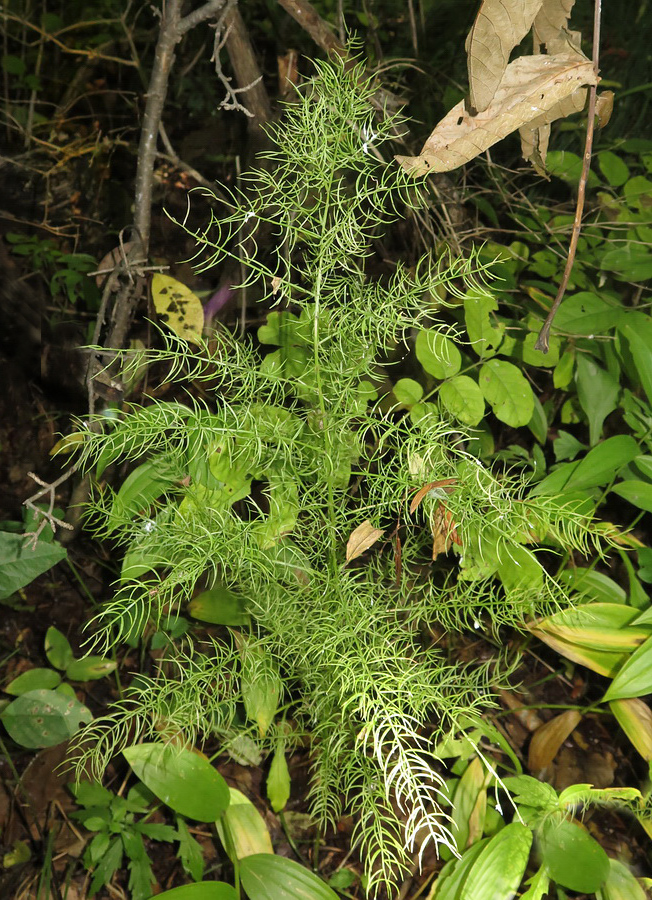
[
  {"left": 396, "top": 54, "right": 598, "bottom": 176},
  {"left": 345, "top": 520, "right": 384, "bottom": 562},
  {"left": 215, "top": 788, "right": 273, "bottom": 861},
  {"left": 49, "top": 432, "right": 85, "bottom": 456},
  {"left": 610, "top": 698, "right": 652, "bottom": 761},
  {"left": 528, "top": 709, "right": 581, "bottom": 771},
  {"left": 466, "top": 0, "right": 545, "bottom": 113},
  {"left": 152, "top": 273, "right": 203, "bottom": 344}
]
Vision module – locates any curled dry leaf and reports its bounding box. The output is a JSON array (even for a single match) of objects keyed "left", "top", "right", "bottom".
[
  {"left": 397, "top": 53, "right": 598, "bottom": 176},
  {"left": 466, "top": 0, "right": 544, "bottom": 113},
  {"left": 409, "top": 478, "right": 457, "bottom": 515},
  {"left": 431, "top": 504, "right": 462, "bottom": 560},
  {"left": 595, "top": 90, "right": 615, "bottom": 129},
  {"left": 528, "top": 708, "right": 582, "bottom": 771},
  {"left": 520, "top": 85, "right": 587, "bottom": 169},
  {"left": 346, "top": 520, "right": 384, "bottom": 562}
]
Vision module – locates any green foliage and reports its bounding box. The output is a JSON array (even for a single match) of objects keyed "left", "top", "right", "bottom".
[{"left": 67, "top": 57, "right": 620, "bottom": 894}]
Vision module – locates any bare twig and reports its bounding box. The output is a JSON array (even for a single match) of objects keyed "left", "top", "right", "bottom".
[
  {"left": 23, "top": 469, "right": 77, "bottom": 549},
  {"left": 223, "top": 4, "right": 272, "bottom": 129},
  {"left": 534, "top": 0, "right": 602, "bottom": 353}
]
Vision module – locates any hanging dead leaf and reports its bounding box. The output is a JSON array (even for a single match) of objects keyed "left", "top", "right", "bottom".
[
  {"left": 152, "top": 273, "right": 204, "bottom": 344},
  {"left": 528, "top": 709, "right": 582, "bottom": 771},
  {"left": 431, "top": 504, "right": 461, "bottom": 560},
  {"left": 594, "top": 90, "right": 614, "bottom": 129},
  {"left": 397, "top": 53, "right": 598, "bottom": 176},
  {"left": 533, "top": 0, "right": 577, "bottom": 49},
  {"left": 520, "top": 85, "right": 587, "bottom": 169},
  {"left": 346, "top": 520, "right": 384, "bottom": 562},
  {"left": 95, "top": 240, "right": 141, "bottom": 287},
  {"left": 409, "top": 478, "right": 457, "bottom": 514},
  {"left": 466, "top": 0, "right": 544, "bottom": 113}
]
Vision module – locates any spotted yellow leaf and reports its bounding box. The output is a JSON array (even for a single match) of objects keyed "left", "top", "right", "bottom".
[{"left": 152, "top": 273, "right": 203, "bottom": 344}]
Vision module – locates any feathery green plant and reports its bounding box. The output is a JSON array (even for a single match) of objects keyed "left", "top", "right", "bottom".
[{"left": 70, "top": 55, "right": 613, "bottom": 894}]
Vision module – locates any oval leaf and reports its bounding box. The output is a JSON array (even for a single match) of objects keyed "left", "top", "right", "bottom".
[
  {"left": 1, "top": 689, "right": 92, "bottom": 748},
  {"left": 439, "top": 376, "right": 485, "bottom": 426},
  {"left": 479, "top": 359, "right": 534, "bottom": 427},
  {"left": 123, "top": 743, "right": 230, "bottom": 821},
  {"left": 189, "top": 586, "right": 249, "bottom": 626},
  {"left": 155, "top": 884, "right": 237, "bottom": 900},
  {"left": 267, "top": 746, "right": 291, "bottom": 813},
  {"left": 611, "top": 480, "right": 652, "bottom": 514},
  {"left": 240, "top": 853, "right": 339, "bottom": 900},
  {"left": 215, "top": 788, "right": 273, "bottom": 861},
  {"left": 152, "top": 273, "right": 204, "bottom": 344},
  {"left": 538, "top": 819, "right": 609, "bottom": 893},
  {"left": 4, "top": 668, "right": 61, "bottom": 695},
  {"left": 345, "top": 520, "right": 384, "bottom": 562},
  {"left": 416, "top": 329, "right": 461, "bottom": 380},
  {"left": 65, "top": 656, "right": 117, "bottom": 682}
]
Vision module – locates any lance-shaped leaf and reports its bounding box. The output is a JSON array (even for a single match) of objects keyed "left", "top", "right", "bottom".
[
  {"left": 396, "top": 54, "right": 598, "bottom": 176},
  {"left": 529, "top": 603, "right": 651, "bottom": 653},
  {"left": 345, "top": 520, "right": 384, "bottom": 562},
  {"left": 603, "top": 636, "right": 652, "bottom": 701},
  {"left": 610, "top": 698, "right": 652, "bottom": 761},
  {"left": 466, "top": 0, "right": 545, "bottom": 113},
  {"left": 528, "top": 709, "right": 581, "bottom": 771}
]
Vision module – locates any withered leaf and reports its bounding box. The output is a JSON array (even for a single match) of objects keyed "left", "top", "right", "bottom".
[
  {"left": 346, "top": 520, "right": 384, "bottom": 562},
  {"left": 466, "top": 0, "right": 545, "bottom": 113},
  {"left": 533, "top": 0, "right": 577, "bottom": 49},
  {"left": 520, "top": 84, "right": 587, "bottom": 168},
  {"left": 595, "top": 90, "right": 614, "bottom": 129},
  {"left": 528, "top": 708, "right": 582, "bottom": 771},
  {"left": 409, "top": 478, "right": 457, "bottom": 515},
  {"left": 431, "top": 504, "right": 461, "bottom": 560},
  {"left": 397, "top": 53, "right": 598, "bottom": 176}
]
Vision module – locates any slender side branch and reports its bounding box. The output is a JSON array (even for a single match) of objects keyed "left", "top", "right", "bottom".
[{"left": 534, "top": 0, "right": 602, "bottom": 353}]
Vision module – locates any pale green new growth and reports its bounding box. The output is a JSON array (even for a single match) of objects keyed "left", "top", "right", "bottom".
[{"left": 71, "top": 56, "right": 611, "bottom": 894}]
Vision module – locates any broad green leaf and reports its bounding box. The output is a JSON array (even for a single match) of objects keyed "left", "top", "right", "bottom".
[
  {"left": 498, "top": 544, "right": 543, "bottom": 594},
  {"left": 439, "top": 376, "right": 485, "bottom": 426},
  {"left": 538, "top": 819, "right": 609, "bottom": 893},
  {"left": 601, "top": 243, "right": 652, "bottom": 282},
  {"left": 392, "top": 378, "right": 423, "bottom": 406},
  {"left": 155, "top": 884, "right": 237, "bottom": 900},
  {"left": 546, "top": 150, "right": 601, "bottom": 188},
  {"left": 240, "top": 853, "right": 339, "bottom": 900},
  {"left": 604, "top": 635, "right": 652, "bottom": 701},
  {"left": 598, "top": 151, "right": 630, "bottom": 187},
  {"left": 123, "top": 743, "right": 230, "bottom": 821},
  {"left": 552, "top": 292, "right": 623, "bottom": 336},
  {"left": 267, "top": 746, "right": 291, "bottom": 812},
  {"left": 459, "top": 823, "right": 532, "bottom": 900},
  {"left": 152, "top": 273, "right": 204, "bottom": 344},
  {"left": 189, "top": 585, "right": 249, "bottom": 626},
  {"left": 553, "top": 430, "right": 587, "bottom": 462},
  {"left": 479, "top": 359, "right": 534, "bottom": 427},
  {"left": 576, "top": 355, "right": 620, "bottom": 445},
  {"left": 624, "top": 175, "right": 652, "bottom": 205},
  {"left": 521, "top": 331, "right": 560, "bottom": 367},
  {"left": 109, "top": 459, "right": 179, "bottom": 528},
  {"left": 215, "top": 788, "right": 273, "bottom": 861},
  {"left": 553, "top": 349, "right": 575, "bottom": 388},
  {"left": 531, "top": 435, "right": 639, "bottom": 495},
  {"left": 415, "top": 329, "right": 461, "bottom": 379},
  {"left": 0, "top": 533, "right": 66, "bottom": 601},
  {"left": 618, "top": 313, "right": 652, "bottom": 406},
  {"left": 611, "top": 480, "right": 652, "bottom": 514},
  {"left": 428, "top": 840, "right": 488, "bottom": 900},
  {"left": 610, "top": 698, "right": 652, "bottom": 761},
  {"left": 1, "top": 689, "right": 92, "bottom": 748},
  {"left": 464, "top": 293, "right": 504, "bottom": 358},
  {"left": 4, "top": 668, "right": 61, "bottom": 695},
  {"left": 66, "top": 656, "right": 117, "bottom": 681},
  {"left": 596, "top": 858, "right": 648, "bottom": 900},
  {"left": 556, "top": 569, "right": 626, "bottom": 604},
  {"left": 45, "top": 626, "right": 74, "bottom": 670}
]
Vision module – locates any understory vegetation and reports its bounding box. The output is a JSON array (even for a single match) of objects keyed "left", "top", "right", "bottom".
[{"left": 1, "top": 2, "right": 652, "bottom": 900}]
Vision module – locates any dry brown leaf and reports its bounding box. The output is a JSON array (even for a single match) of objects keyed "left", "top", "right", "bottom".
[
  {"left": 528, "top": 708, "right": 582, "bottom": 771},
  {"left": 595, "top": 90, "right": 615, "bottom": 129},
  {"left": 466, "top": 0, "right": 544, "bottom": 113},
  {"left": 533, "top": 0, "right": 576, "bottom": 49},
  {"left": 397, "top": 53, "right": 598, "bottom": 176},
  {"left": 520, "top": 84, "right": 587, "bottom": 168},
  {"left": 409, "top": 478, "right": 457, "bottom": 515},
  {"left": 346, "top": 520, "right": 384, "bottom": 562},
  {"left": 431, "top": 504, "right": 461, "bottom": 560}
]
